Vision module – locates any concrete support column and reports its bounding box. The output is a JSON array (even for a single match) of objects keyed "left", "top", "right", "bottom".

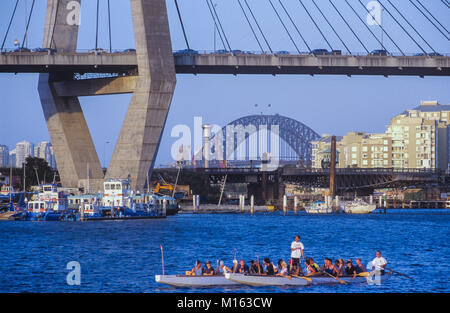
[
  {"left": 106, "top": 0, "right": 176, "bottom": 190},
  {"left": 38, "top": 0, "right": 104, "bottom": 191}
]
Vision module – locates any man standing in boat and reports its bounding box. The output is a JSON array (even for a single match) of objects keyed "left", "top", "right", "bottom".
[
  {"left": 290, "top": 235, "right": 305, "bottom": 268},
  {"left": 371, "top": 251, "right": 387, "bottom": 275}
]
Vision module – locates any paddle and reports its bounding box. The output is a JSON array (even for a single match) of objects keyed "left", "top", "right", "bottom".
[
  {"left": 322, "top": 271, "right": 347, "bottom": 284},
  {"left": 232, "top": 248, "right": 237, "bottom": 273},
  {"left": 385, "top": 267, "right": 414, "bottom": 280},
  {"left": 357, "top": 272, "right": 370, "bottom": 277},
  {"left": 291, "top": 274, "right": 312, "bottom": 282},
  {"left": 160, "top": 245, "right": 165, "bottom": 275}
]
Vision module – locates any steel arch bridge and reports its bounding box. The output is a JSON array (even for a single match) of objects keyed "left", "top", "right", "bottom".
[{"left": 203, "top": 114, "right": 320, "bottom": 163}]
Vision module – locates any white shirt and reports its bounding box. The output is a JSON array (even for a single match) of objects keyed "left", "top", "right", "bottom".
[
  {"left": 291, "top": 241, "right": 304, "bottom": 258},
  {"left": 372, "top": 256, "right": 387, "bottom": 271}
]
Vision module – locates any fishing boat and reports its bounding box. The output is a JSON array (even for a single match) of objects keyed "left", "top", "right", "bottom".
[
  {"left": 225, "top": 272, "right": 392, "bottom": 286},
  {"left": 305, "top": 201, "right": 333, "bottom": 214},
  {"left": 155, "top": 275, "right": 239, "bottom": 287},
  {"left": 342, "top": 199, "right": 376, "bottom": 214}
]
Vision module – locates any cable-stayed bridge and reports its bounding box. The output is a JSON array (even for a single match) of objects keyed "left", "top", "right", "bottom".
[{"left": 0, "top": 0, "right": 449, "bottom": 191}]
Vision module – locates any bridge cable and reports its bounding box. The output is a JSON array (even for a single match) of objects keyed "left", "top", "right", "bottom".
[
  {"left": 237, "top": 0, "right": 265, "bottom": 53},
  {"left": 344, "top": 0, "right": 389, "bottom": 55},
  {"left": 328, "top": 0, "right": 369, "bottom": 54},
  {"left": 278, "top": 0, "right": 312, "bottom": 54},
  {"left": 21, "top": 0, "right": 35, "bottom": 49},
  {"left": 95, "top": 0, "right": 99, "bottom": 50},
  {"left": 416, "top": 0, "right": 450, "bottom": 37},
  {"left": 357, "top": 0, "right": 405, "bottom": 55},
  {"left": 311, "top": 0, "right": 352, "bottom": 55},
  {"left": 378, "top": 0, "right": 428, "bottom": 55},
  {"left": 205, "top": 0, "right": 226, "bottom": 51},
  {"left": 268, "top": 0, "right": 301, "bottom": 54},
  {"left": 384, "top": 0, "right": 436, "bottom": 54},
  {"left": 1, "top": 0, "right": 20, "bottom": 51},
  {"left": 107, "top": 0, "right": 112, "bottom": 53},
  {"left": 208, "top": 0, "right": 232, "bottom": 51},
  {"left": 409, "top": 0, "right": 450, "bottom": 41},
  {"left": 441, "top": 0, "right": 450, "bottom": 9},
  {"left": 175, "top": 0, "right": 191, "bottom": 50},
  {"left": 243, "top": 0, "right": 273, "bottom": 54},
  {"left": 297, "top": 0, "right": 333, "bottom": 51}
]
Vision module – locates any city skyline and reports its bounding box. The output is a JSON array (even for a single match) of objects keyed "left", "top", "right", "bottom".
[
  {"left": 0, "top": 140, "right": 56, "bottom": 169},
  {"left": 0, "top": 1, "right": 449, "bottom": 168}
]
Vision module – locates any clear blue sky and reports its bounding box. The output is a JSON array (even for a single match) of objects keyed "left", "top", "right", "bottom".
[{"left": 0, "top": 0, "right": 449, "bottom": 167}]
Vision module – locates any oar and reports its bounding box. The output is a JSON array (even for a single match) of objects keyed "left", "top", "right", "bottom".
[
  {"left": 323, "top": 271, "right": 347, "bottom": 284},
  {"left": 291, "top": 274, "right": 312, "bottom": 282},
  {"left": 160, "top": 245, "right": 165, "bottom": 275},
  {"left": 232, "top": 248, "right": 237, "bottom": 273},
  {"left": 385, "top": 267, "right": 414, "bottom": 280},
  {"left": 357, "top": 272, "right": 370, "bottom": 277}
]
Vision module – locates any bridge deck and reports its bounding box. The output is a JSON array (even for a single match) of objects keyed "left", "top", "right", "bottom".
[{"left": 0, "top": 52, "right": 448, "bottom": 76}]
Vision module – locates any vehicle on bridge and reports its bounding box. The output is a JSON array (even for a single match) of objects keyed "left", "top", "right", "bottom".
[
  {"left": 174, "top": 49, "right": 198, "bottom": 56},
  {"left": 32, "top": 48, "right": 56, "bottom": 54},
  {"left": 312, "top": 49, "right": 330, "bottom": 56},
  {"left": 275, "top": 51, "right": 290, "bottom": 56},
  {"left": 370, "top": 49, "right": 389, "bottom": 56}
]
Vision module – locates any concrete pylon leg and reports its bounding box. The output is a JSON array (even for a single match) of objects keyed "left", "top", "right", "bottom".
[
  {"left": 106, "top": 0, "right": 176, "bottom": 191},
  {"left": 38, "top": 75, "right": 104, "bottom": 191},
  {"left": 38, "top": 0, "right": 104, "bottom": 191}
]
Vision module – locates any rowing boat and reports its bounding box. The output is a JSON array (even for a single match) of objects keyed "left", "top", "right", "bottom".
[
  {"left": 155, "top": 275, "right": 239, "bottom": 287},
  {"left": 225, "top": 272, "right": 392, "bottom": 286}
]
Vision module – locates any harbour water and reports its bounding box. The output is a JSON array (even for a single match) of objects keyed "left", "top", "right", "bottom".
[{"left": 0, "top": 209, "right": 449, "bottom": 293}]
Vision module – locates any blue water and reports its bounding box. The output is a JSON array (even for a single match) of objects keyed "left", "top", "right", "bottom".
[{"left": 1, "top": 210, "right": 449, "bottom": 293}]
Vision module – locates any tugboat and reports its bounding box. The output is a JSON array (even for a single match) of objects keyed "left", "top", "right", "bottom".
[{"left": 19, "top": 184, "right": 68, "bottom": 221}]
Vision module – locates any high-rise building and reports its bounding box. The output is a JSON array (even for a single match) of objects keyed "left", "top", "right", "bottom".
[
  {"left": 9, "top": 149, "right": 16, "bottom": 168},
  {"left": 15, "top": 141, "right": 34, "bottom": 167},
  {"left": 35, "top": 141, "right": 55, "bottom": 168},
  {"left": 0, "top": 145, "right": 9, "bottom": 167},
  {"left": 312, "top": 101, "right": 449, "bottom": 170}
]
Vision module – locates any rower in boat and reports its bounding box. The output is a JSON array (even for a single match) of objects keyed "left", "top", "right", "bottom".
[
  {"left": 215, "top": 261, "right": 232, "bottom": 275},
  {"left": 322, "top": 258, "right": 339, "bottom": 276},
  {"left": 304, "top": 257, "right": 321, "bottom": 276},
  {"left": 335, "top": 259, "right": 345, "bottom": 277},
  {"left": 249, "top": 260, "right": 262, "bottom": 274},
  {"left": 345, "top": 259, "right": 357, "bottom": 277},
  {"left": 371, "top": 251, "right": 387, "bottom": 275},
  {"left": 236, "top": 260, "right": 249, "bottom": 274},
  {"left": 203, "top": 261, "right": 215, "bottom": 276},
  {"left": 276, "top": 260, "right": 289, "bottom": 277},
  {"left": 262, "top": 258, "right": 275, "bottom": 275},
  {"left": 289, "top": 260, "right": 302, "bottom": 276},
  {"left": 355, "top": 258, "right": 367, "bottom": 274},
  {"left": 187, "top": 260, "right": 204, "bottom": 276}
]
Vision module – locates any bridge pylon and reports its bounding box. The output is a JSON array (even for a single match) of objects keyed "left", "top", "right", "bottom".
[{"left": 37, "top": 0, "right": 176, "bottom": 192}]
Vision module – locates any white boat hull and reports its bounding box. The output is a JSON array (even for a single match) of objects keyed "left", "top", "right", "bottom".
[
  {"left": 225, "top": 272, "right": 392, "bottom": 287},
  {"left": 155, "top": 275, "right": 239, "bottom": 287},
  {"left": 225, "top": 273, "right": 310, "bottom": 286},
  {"left": 343, "top": 204, "right": 377, "bottom": 214}
]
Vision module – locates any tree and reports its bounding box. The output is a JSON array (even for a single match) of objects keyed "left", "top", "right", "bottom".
[{"left": 24, "top": 157, "right": 59, "bottom": 190}]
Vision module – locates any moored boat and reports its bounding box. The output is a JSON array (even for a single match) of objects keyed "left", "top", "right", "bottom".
[
  {"left": 343, "top": 199, "right": 377, "bottom": 214},
  {"left": 155, "top": 275, "right": 239, "bottom": 287},
  {"left": 305, "top": 201, "right": 333, "bottom": 214}
]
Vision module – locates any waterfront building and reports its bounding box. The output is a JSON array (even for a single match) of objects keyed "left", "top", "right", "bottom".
[
  {"left": 9, "top": 149, "right": 16, "bottom": 168},
  {"left": 35, "top": 141, "right": 56, "bottom": 169},
  {"left": 312, "top": 101, "right": 449, "bottom": 170},
  {"left": 15, "top": 141, "right": 34, "bottom": 167},
  {"left": 0, "top": 145, "right": 9, "bottom": 167}
]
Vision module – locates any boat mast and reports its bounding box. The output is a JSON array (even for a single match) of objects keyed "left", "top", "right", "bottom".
[{"left": 9, "top": 163, "right": 12, "bottom": 203}]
